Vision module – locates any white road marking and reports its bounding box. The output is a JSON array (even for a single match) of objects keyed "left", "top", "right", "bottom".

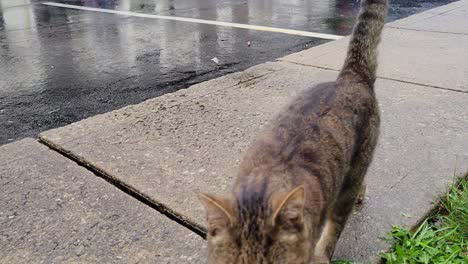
[{"left": 42, "top": 2, "right": 343, "bottom": 40}]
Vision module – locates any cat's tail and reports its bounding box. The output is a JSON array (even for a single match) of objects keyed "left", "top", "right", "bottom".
[{"left": 339, "top": 0, "right": 388, "bottom": 83}]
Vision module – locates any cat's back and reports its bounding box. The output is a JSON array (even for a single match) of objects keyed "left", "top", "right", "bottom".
[{"left": 239, "top": 77, "right": 378, "bottom": 178}]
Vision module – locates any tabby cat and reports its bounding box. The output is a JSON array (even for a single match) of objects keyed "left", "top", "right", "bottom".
[{"left": 198, "top": 0, "right": 388, "bottom": 263}]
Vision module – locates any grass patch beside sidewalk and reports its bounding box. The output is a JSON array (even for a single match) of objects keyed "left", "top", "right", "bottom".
[{"left": 381, "top": 177, "right": 467, "bottom": 263}]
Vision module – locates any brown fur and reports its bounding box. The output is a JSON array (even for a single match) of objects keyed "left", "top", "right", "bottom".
[{"left": 198, "top": 1, "right": 388, "bottom": 263}]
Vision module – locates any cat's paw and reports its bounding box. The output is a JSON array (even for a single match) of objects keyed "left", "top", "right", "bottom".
[{"left": 356, "top": 183, "right": 367, "bottom": 204}]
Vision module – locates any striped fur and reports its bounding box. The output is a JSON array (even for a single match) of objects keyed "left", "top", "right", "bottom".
[
  {"left": 198, "top": 1, "right": 388, "bottom": 263},
  {"left": 341, "top": 0, "right": 388, "bottom": 83}
]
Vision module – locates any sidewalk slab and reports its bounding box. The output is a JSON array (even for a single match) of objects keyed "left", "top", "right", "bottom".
[
  {"left": 40, "top": 61, "right": 468, "bottom": 262},
  {"left": 39, "top": 61, "right": 299, "bottom": 231},
  {"left": 0, "top": 139, "right": 205, "bottom": 263},
  {"left": 279, "top": 1, "right": 468, "bottom": 92},
  {"left": 389, "top": 0, "right": 468, "bottom": 34},
  {"left": 386, "top": 0, "right": 467, "bottom": 28}
]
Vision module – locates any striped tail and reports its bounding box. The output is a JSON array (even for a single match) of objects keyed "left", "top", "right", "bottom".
[{"left": 339, "top": 0, "right": 388, "bottom": 84}]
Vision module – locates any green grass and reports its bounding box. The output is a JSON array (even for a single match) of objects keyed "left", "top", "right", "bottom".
[{"left": 381, "top": 177, "right": 468, "bottom": 264}]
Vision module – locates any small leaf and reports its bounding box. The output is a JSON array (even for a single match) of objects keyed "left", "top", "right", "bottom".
[{"left": 400, "top": 212, "right": 412, "bottom": 218}]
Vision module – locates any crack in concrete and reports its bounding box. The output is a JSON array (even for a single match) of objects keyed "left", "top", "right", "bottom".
[
  {"left": 278, "top": 60, "right": 468, "bottom": 94},
  {"left": 277, "top": 59, "right": 338, "bottom": 71},
  {"left": 377, "top": 76, "right": 468, "bottom": 94},
  {"left": 387, "top": 26, "right": 468, "bottom": 36},
  {"left": 33, "top": 67, "right": 284, "bottom": 241},
  {"left": 389, "top": 173, "right": 410, "bottom": 190},
  {"left": 36, "top": 138, "right": 208, "bottom": 240},
  {"left": 421, "top": 6, "right": 463, "bottom": 21}
]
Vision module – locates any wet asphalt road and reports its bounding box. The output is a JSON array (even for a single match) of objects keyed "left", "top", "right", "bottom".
[{"left": 0, "top": 0, "right": 456, "bottom": 145}]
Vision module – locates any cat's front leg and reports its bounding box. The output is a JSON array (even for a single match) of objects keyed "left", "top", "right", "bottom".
[{"left": 314, "top": 218, "right": 338, "bottom": 260}]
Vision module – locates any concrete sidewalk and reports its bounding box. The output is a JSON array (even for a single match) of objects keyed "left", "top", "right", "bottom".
[
  {"left": 0, "top": 139, "right": 205, "bottom": 263},
  {"left": 280, "top": 0, "right": 468, "bottom": 93},
  {"left": 2, "top": 0, "right": 468, "bottom": 263}
]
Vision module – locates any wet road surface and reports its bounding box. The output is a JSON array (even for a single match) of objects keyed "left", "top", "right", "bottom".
[{"left": 0, "top": 0, "right": 457, "bottom": 144}]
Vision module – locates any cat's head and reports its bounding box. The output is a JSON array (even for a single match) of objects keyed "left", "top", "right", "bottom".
[{"left": 197, "top": 186, "right": 311, "bottom": 264}]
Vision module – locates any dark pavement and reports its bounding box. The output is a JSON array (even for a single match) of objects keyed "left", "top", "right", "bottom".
[{"left": 0, "top": 0, "right": 456, "bottom": 144}]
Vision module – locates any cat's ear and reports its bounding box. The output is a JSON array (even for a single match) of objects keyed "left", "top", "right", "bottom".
[
  {"left": 270, "top": 186, "right": 305, "bottom": 227},
  {"left": 197, "top": 193, "right": 236, "bottom": 229}
]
